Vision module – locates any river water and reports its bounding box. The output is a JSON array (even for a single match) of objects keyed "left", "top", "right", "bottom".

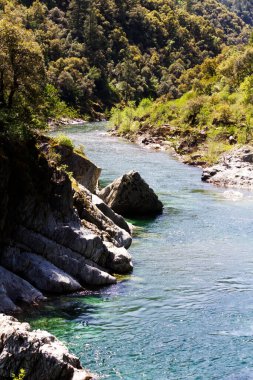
[{"left": 28, "top": 123, "right": 253, "bottom": 379}]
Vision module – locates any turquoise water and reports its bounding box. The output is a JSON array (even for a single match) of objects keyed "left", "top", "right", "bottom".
[{"left": 28, "top": 123, "right": 253, "bottom": 379}]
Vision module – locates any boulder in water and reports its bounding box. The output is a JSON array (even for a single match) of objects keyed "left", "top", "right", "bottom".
[{"left": 98, "top": 171, "right": 163, "bottom": 217}]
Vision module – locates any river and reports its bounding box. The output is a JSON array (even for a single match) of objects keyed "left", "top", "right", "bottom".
[{"left": 27, "top": 122, "right": 253, "bottom": 379}]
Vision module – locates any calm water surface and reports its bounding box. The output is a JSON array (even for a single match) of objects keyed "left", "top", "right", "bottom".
[{"left": 27, "top": 123, "right": 253, "bottom": 379}]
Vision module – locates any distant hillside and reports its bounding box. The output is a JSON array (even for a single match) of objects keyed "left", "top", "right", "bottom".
[{"left": 184, "top": 0, "right": 250, "bottom": 44}]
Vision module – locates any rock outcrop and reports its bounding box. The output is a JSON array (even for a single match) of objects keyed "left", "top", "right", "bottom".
[
  {"left": 54, "top": 144, "right": 101, "bottom": 193},
  {"left": 39, "top": 136, "right": 101, "bottom": 193},
  {"left": 98, "top": 170, "right": 163, "bottom": 217},
  {"left": 0, "top": 135, "right": 133, "bottom": 314},
  {"left": 202, "top": 146, "right": 253, "bottom": 189},
  {"left": 0, "top": 314, "right": 94, "bottom": 380},
  {"left": 0, "top": 134, "right": 161, "bottom": 379},
  {"left": 74, "top": 184, "right": 132, "bottom": 249}
]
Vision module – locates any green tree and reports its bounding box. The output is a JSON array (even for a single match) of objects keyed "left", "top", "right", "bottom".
[{"left": 0, "top": 17, "right": 46, "bottom": 135}]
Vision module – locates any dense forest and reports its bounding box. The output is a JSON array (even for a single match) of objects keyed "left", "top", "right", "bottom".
[
  {"left": 111, "top": 41, "right": 253, "bottom": 164},
  {"left": 0, "top": 0, "right": 251, "bottom": 134},
  {"left": 219, "top": 0, "right": 253, "bottom": 26}
]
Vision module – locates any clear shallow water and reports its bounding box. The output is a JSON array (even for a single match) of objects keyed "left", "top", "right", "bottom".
[{"left": 27, "top": 123, "right": 253, "bottom": 379}]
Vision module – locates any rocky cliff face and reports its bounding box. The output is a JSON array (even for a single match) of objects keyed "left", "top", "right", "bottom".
[{"left": 0, "top": 136, "right": 132, "bottom": 315}]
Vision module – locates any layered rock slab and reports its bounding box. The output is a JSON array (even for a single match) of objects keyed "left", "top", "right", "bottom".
[
  {"left": 0, "top": 266, "right": 45, "bottom": 313},
  {"left": 0, "top": 247, "right": 82, "bottom": 294}
]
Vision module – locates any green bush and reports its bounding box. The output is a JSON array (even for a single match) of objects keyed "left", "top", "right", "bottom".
[
  {"left": 12, "top": 369, "right": 26, "bottom": 380},
  {"left": 54, "top": 134, "right": 74, "bottom": 150}
]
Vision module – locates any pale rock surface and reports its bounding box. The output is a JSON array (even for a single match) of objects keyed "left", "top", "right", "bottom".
[
  {"left": 16, "top": 226, "right": 117, "bottom": 286},
  {"left": 104, "top": 242, "right": 133, "bottom": 273},
  {"left": 202, "top": 146, "right": 253, "bottom": 188},
  {"left": 74, "top": 185, "right": 132, "bottom": 249}
]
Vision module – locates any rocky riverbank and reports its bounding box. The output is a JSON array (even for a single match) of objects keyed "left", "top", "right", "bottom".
[
  {"left": 110, "top": 127, "right": 208, "bottom": 167},
  {"left": 202, "top": 146, "right": 253, "bottom": 189},
  {"left": 0, "top": 133, "right": 163, "bottom": 378},
  {"left": 111, "top": 129, "right": 253, "bottom": 190}
]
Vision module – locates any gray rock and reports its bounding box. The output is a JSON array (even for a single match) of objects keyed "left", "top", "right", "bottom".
[
  {"left": 16, "top": 226, "right": 117, "bottom": 286},
  {"left": 40, "top": 138, "right": 101, "bottom": 193},
  {"left": 0, "top": 247, "right": 82, "bottom": 294},
  {"left": 74, "top": 185, "right": 132, "bottom": 249},
  {"left": 92, "top": 194, "right": 132, "bottom": 234},
  {"left": 202, "top": 146, "right": 253, "bottom": 189},
  {"left": 0, "top": 285, "right": 21, "bottom": 314},
  {"left": 0, "top": 266, "right": 45, "bottom": 312},
  {"left": 98, "top": 170, "right": 163, "bottom": 217},
  {"left": 0, "top": 314, "right": 94, "bottom": 380},
  {"left": 104, "top": 242, "right": 133, "bottom": 274}
]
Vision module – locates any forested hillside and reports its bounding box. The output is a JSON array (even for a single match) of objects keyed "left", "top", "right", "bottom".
[
  {"left": 219, "top": 0, "right": 253, "bottom": 26},
  {"left": 0, "top": 0, "right": 250, "bottom": 125},
  {"left": 110, "top": 42, "right": 253, "bottom": 164}
]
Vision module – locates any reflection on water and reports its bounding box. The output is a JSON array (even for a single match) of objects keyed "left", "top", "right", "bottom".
[{"left": 27, "top": 123, "right": 253, "bottom": 379}]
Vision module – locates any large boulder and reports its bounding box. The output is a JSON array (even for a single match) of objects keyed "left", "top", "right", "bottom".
[
  {"left": 98, "top": 171, "right": 163, "bottom": 217},
  {"left": 0, "top": 314, "right": 94, "bottom": 380},
  {"left": 202, "top": 146, "right": 253, "bottom": 189}
]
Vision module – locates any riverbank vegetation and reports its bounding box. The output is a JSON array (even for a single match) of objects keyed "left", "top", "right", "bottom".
[{"left": 110, "top": 41, "right": 253, "bottom": 165}]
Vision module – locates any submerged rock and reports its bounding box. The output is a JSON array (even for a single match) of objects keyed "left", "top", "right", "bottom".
[
  {"left": 98, "top": 170, "right": 163, "bottom": 217},
  {"left": 0, "top": 314, "right": 94, "bottom": 380},
  {"left": 202, "top": 146, "right": 253, "bottom": 189}
]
